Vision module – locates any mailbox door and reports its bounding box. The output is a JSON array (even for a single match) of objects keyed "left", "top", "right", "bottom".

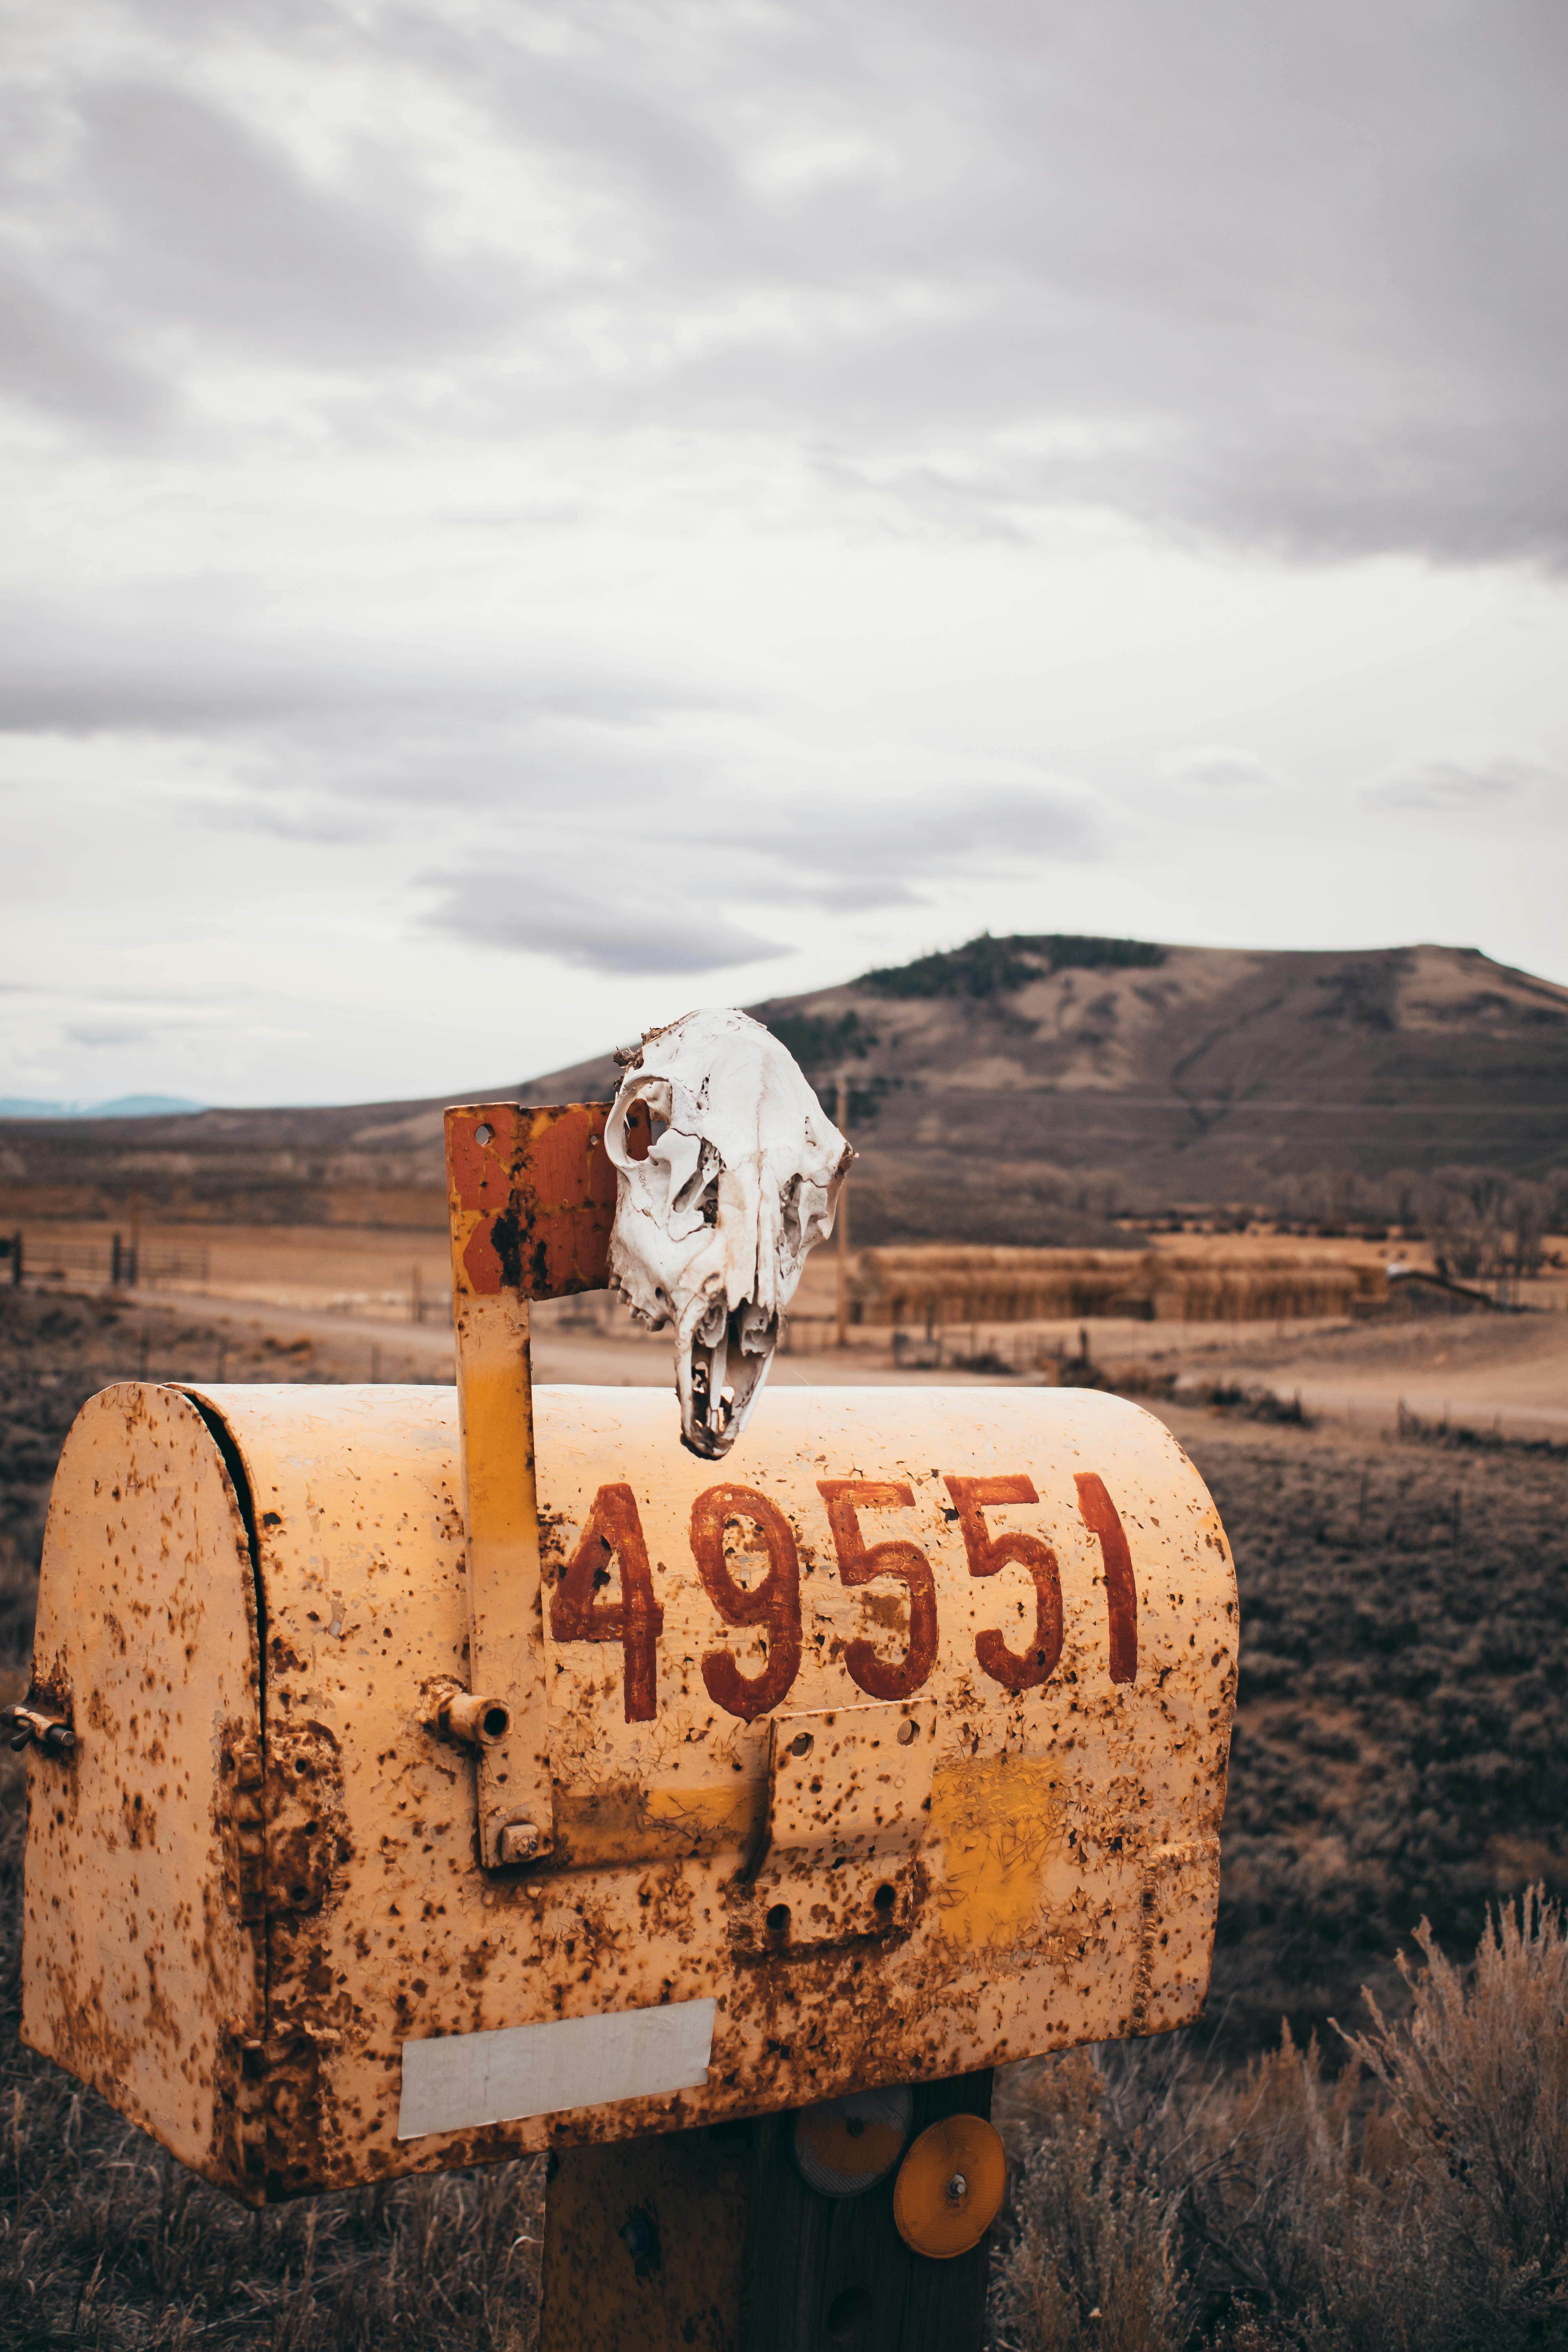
[{"left": 21, "top": 1384, "right": 264, "bottom": 2195}]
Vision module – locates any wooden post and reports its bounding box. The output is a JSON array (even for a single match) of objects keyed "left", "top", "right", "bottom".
[
  {"left": 539, "top": 2072, "right": 997, "bottom": 2352},
  {"left": 741, "top": 2071, "right": 995, "bottom": 2351},
  {"left": 540, "top": 2127, "right": 751, "bottom": 2352}
]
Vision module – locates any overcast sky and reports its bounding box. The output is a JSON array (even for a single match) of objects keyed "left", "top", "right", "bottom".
[{"left": 2, "top": 0, "right": 1564, "bottom": 1106}]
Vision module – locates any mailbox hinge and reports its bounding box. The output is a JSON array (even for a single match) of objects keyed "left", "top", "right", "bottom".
[{"left": 219, "top": 1733, "right": 267, "bottom": 1924}]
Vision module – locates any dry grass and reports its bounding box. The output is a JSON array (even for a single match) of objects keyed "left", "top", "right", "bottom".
[{"left": 993, "top": 1891, "right": 1568, "bottom": 2352}]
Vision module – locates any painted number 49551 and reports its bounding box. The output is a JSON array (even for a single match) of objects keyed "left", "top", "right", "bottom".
[{"left": 548, "top": 1472, "right": 1137, "bottom": 1723}]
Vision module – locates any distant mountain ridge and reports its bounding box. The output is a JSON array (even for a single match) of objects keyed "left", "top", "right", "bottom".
[
  {"left": 1, "top": 939, "right": 1564, "bottom": 1234},
  {"left": 528, "top": 936, "right": 1568, "bottom": 1241},
  {"left": 0, "top": 1094, "right": 206, "bottom": 1120}
]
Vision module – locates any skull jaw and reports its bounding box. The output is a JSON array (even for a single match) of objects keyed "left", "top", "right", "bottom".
[{"left": 677, "top": 1295, "right": 777, "bottom": 1460}]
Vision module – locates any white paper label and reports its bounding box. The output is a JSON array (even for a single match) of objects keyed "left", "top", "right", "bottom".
[{"left": 397, "top": 1997, "right": 716, "bottom": 2140}]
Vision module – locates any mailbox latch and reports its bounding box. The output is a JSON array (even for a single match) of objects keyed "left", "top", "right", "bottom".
[
  {"left": 732, "top": 1697, "right": 937, "bottom": 1954},
  {"left": 2, "top": 1702, "right": 75, "bottom": 1759}
]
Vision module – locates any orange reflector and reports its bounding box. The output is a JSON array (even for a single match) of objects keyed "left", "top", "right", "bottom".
[
  {"left": 793, "top": 2085, "right": 913, "bottom": 2198},
  {"left": 892, "top": 2114, "right": 1007, "bottom": 2259}
]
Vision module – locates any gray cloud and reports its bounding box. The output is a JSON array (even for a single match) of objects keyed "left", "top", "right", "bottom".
[
  {"left": 0, "top": 256, "right": 166, "bottom": 429},
  {"left": 447, "top": 0, "right": 1568, "bottom": 566},
  {"left": 424, "top": 870, "right": 789, "bottom": 975},
  {"left": 2, "top": 0, "right": 1563, "bottom": 566},
  {"left": 74, "top": 80, "right": 498, "bottom": 366},
  {"left": 0, "top": 595, "right": 682, "bottom": 737},
  {"left": 63, "top": 1019, "right": 156, "bottom": 1048},
  {"left": 1169, "top": 748, "right": 1283, "bottom": 796},
  {"left": 702, "top": 782, "right": 1108, "bottom": 901},
  {"left": 415, "top": 773, "right": 1106, "bottom": 973},
  {"left": 1361, "top": 752, "right": 1547, "bottom": 811}
]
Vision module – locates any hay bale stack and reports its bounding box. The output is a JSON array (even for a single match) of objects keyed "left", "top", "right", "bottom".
[{"left": 848, "top": 1246, "right": 1387, "bottom": 1325}]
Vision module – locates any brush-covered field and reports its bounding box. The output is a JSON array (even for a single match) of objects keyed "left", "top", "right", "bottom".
[{"left": 2, "top": 1288, "right": 1566, "bottom": 2350}]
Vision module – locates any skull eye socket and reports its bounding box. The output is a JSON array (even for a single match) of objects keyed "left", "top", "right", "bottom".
[
  {"left": 781, "top": 1173, "right": 805, "bottom": 1254},
  {"left": 670, "top": 1139, "right": 722, "bottom": 1225}
]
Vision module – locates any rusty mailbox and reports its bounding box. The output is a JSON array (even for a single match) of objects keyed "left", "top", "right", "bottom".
[{"left": 17, "top": 1100, "right": 1238, "bottom": 2217}]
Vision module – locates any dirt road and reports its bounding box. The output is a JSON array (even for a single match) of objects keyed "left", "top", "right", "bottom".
[{"left": 59, "top": 1273, "right": 1568, "bottom": 1441}]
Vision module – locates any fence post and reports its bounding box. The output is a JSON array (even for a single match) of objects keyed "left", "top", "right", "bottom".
[
  {"left": 111, "top": 1234, "right": 122, "bottom": 1287},
  {"left": 9, "top": 1233, "right": 19, "bottom": 1287}
]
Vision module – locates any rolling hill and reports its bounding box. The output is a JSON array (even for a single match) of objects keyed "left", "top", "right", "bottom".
[{"left": 2, "top": 938, "right": 1565, "bottom": 1237}]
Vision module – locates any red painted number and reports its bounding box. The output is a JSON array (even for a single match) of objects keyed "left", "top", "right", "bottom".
[
  {"left": 689, "top": 1485, "right": 802, "bottom": 1721},
  {"left": 943, "top": 1474, "right": 1063, "bottom": 1692},
  {"left": 1074, "top": 1472, "right": 1137, "bottom": 1684},
  {"left": 816, "top": 1480, "right": 939, "bottom": 1699},
  {"left": 549, "top": 1482, "right": 664, "bottom": 1722}
]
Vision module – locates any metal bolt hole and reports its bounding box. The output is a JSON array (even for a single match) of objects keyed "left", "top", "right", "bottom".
[
  {"left": 873, "top": 1882, "right": 897, "bottom": 1915},
  {"left": 766, "top": 1903, "right": 791, "bottom": 1936}
]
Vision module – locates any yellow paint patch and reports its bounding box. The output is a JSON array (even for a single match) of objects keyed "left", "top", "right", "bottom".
[
  {"left": 555, "top": 1779, "right": 764, "bottom": 1866},
  {"left": 930, "top": 1755, "right": 1063, "bottom": 1951},
  {"left": 642, "top": 1781, "right": 762, "bottom": 1844}
]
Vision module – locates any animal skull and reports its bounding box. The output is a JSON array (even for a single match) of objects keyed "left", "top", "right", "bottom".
[{"left": 606, "top": 1008, "right": 853, "bottom": 1459}]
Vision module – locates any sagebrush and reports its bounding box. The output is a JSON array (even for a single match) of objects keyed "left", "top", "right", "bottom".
[{"left": 993, "top": 1890, "right": 1568, "bottom": 2352}]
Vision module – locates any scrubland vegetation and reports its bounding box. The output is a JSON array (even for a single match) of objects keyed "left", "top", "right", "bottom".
[
  {"left": 995, "top": 1893, "right": 1568, "bottom": 2351},
  {"left": 1265, "top": 1164, "right": 1568, "bottom": 1275}
]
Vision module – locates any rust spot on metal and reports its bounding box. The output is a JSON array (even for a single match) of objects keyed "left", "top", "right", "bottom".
[{"left": 446, "top": 1101, "right": 621, "bottom": 1301}]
